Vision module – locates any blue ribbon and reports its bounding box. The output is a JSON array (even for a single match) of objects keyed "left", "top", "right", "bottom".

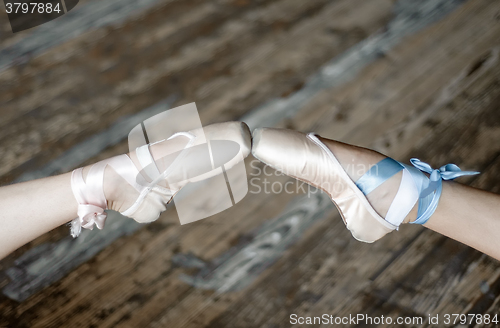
[{"left": 409, "top": 158, "right": 479, "bottom": 225}]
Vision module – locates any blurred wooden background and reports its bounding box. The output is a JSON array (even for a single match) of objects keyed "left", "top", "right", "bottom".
[{"left": 0, "top": 0, "right": 500, "bottom": 326}]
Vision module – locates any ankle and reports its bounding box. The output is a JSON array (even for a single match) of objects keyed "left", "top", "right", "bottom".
[{"left": 321, "top": 138, "right": 422, "bottom": 224}]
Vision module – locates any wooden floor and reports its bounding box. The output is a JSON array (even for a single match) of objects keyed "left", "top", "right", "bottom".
[{"left": 1, "top": 0, "right": 500, "bottom": 326}]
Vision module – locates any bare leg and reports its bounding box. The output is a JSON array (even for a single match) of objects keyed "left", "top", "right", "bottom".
[
  {"left": 0, "top": 129, "right": 202, "bottom": 259},
  {"left": 0, "top": 172, "right": 77, "bottom": 259},
  {"left": 0, "top": 166, "right": 126, "bottom": 260},
  {"left": 0, "top": 136, "right": 186, "bottom": 260},
  {"left": 425, "top": 183, "right": 500, "bottom": 261},
  {"left": 0, "top": 138, "right": 178, "bottom": 260},
  {"left": 322, "top": 137, "right": 500, "bottom": 261}
]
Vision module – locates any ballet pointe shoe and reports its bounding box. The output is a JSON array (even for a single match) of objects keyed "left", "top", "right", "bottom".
[
  {"left": 70, "top": 121, "right": 251, "bottom": 237},
  {"left": 251, "top": 127, "right": 479, "bottom": 243}
]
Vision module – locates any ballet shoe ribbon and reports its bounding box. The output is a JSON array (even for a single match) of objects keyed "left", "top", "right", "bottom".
[
  {"left": 70, "top": 204, "right": 107, "bottom": 238},
  {"left": 70, "top": 132, "right": 196, "bottom": 237},
  {"left": 410, "top": 158, "right": 479, "bottom": 195},
  {"left": 409, "top": 158, "right": 479, "bottom": 224},
  {"left": 78, "top": 204, "right": 107, "bottom": 230}
]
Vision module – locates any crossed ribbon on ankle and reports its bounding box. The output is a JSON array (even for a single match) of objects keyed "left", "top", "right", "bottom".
[
  {"left": 71, "top": 131, "right": 197, "bottom": 237},
  {"left": 409, "top": 158, "right": 479, "bottom": 224}
]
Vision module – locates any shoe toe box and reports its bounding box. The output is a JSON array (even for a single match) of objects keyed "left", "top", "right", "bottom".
[{"left": 252, "top": 127, "right": 311, "bottom": 176}]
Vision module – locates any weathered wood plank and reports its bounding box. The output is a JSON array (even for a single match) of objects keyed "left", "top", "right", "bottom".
[
  {"left": 160, "top": 0, "right": 500, "bottom": 327},
  {"left": 0, "top": 0, "right": 383, "bottom": 182},
  {"left": 0, "top": 0, "right": 499, "bottom": 327},
  {"left": 14, "top": 95, "right": 177, "bottom": 183},
  {"left": 0, "top": 0, "right": 176, "bottom": 72},
  {"left": 0, "top": 0, "right": 399, "bottom": 304},
  {"left": 0, "top": 0, "right": 368, "bottom": 286},
  {"left": 243, "top": 0, "right": 467, "bottom": 130}
]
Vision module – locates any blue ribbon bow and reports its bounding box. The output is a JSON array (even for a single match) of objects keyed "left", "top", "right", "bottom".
[{"left": 409, "top": 158, "right": 479, "bottom": 224}]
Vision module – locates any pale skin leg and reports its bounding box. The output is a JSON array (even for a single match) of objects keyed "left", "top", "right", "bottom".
[
  {"left": 0, "top": 172, "right": 77, "bottom": 260},
  {"left": 320, "top": 136, "right": 500, "bottom": 261},
  {"left": 0, "top": 137, "right": 191, "bottom": 260},
  {"left": 0, "top": 167, "right": 127, "bottom": 260},
  {"left": 425, "top": 182, "right": 500, "bottom": 261}
]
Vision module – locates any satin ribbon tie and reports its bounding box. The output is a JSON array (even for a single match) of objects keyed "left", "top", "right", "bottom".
[
  {"left": 72, "top": 204, "right": 107, "bottom": 237},
  {"left": 70, "top": 131, "right": 197, "bottom": 237},
  {"left": 409, "top": 158, "right": 479, "bottom": 224}
]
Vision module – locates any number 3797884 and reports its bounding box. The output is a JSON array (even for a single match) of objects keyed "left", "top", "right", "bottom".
[{"left": 5, "top": 2, "right": 62, "bottom": 14}]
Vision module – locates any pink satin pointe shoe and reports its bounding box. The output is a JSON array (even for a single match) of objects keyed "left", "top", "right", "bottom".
[
  {"left": 251, "top": 128, "right": 479, "bottom": 243},
  {"left": 70, "top": 121, "right": 251, "bottom": 237}
]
